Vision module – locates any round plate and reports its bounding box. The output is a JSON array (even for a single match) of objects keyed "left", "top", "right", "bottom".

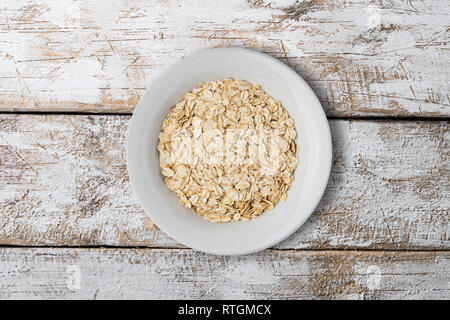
[{"left": 127, "top": 47, "right": 332, "bottom": 255}]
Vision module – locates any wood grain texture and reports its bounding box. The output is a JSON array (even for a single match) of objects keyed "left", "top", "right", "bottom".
[
  {"left": 0, "top": 0, "right": 449, "bottom": 116},
  {"left": 0, "top": 114, "right": 448, "bottom": 249},
  {"left": 0, "top": 248, "right": 448, "bottom": 299}
]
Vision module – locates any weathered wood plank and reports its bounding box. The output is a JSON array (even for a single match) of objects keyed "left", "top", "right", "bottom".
[
  {"left": 0, "top": 0, "right": 449, "bottom": 116},
  {"left": 0, "top": 114, "right": 448, "bottom": 249},
  {"left": 0, "top": 248, "right": 448, "bottom": 299}
]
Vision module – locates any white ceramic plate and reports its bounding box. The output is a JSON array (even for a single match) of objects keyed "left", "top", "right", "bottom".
[{"left": 127, "top": 47, "right": 332, "bottom": 255}]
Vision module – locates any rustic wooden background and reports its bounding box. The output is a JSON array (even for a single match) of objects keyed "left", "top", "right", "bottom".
[{"left": 0, "top": 0, "right": 448, "bottom": 299}]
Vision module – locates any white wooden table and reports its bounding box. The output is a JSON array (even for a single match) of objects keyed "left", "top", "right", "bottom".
[{"left": 0, "top": 0, "right": 448, "bottom": 299}]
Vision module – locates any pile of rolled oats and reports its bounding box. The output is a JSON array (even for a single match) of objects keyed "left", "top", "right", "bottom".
[{"left": 157, "top": 79, "right": 298, "bottom": 222}]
